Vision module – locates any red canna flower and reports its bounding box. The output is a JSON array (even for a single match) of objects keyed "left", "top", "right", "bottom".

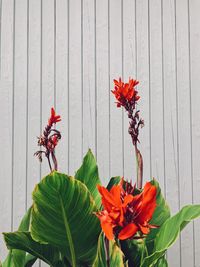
[
  {"left": 112, "top": 78, "right": 140, "bottom": 108},
  {"left": 95, "top": 180, "right": 157, "bottom": 241},
  {"left": 48, "top": 107, "right": 61, "bottom": 126},
  {"left": 35, "top": 107, "right": 61, "bottom": 171},
  {"left": 118, "top": 181, "right": 157, "bottom": 240}
]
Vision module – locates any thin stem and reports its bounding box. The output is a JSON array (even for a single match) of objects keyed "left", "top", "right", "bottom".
[
  {"left": 51, "top": 151, "right": 58, "bottom": 171},
  {"left": 47, "top": 154, "right": 52, "bottom": 172},
  {"left": 135, "top": 145, "right": 143, "bottom": 189},
  {"left": 104, "top": 236, "right": 110, "bottom": 267}
]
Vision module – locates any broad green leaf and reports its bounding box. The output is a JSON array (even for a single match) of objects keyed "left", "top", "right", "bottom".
[
  {"left": 154, "top": 256, "right": 168, "bottom": 267},
  {"left": 93, "top": 233, "right": 125, "bottom": 267},
  {"left": 120, "top": 239, "right": 146, "bottom": 267},
  {"left": 31, "top": 171, "right": 101, "bottom": 267},
  {"left": 106, "top": 176, "right": 121, "bottom": 191},
  {"left": 2, "top": 250, "right": 13, "bottom": 267},
  {"left": 3, "top": 207, "right": 32, "bottom": 267},
  {"left": 24, "top": 254, "right": 37, "bottom": 267},
  {"left": 17, "top": 207, "right": 32, "bottom": 232},
  {"left": 3, "top": 231, "right": 59, "bottom": 266},
  {"left": 75, "top": 149, "right": 101, "bottom": 208},
  {"left": 145, "top": 179, "right": 170, "bottom": 255},
  {"left": 141, "top": 204, "right": 200, "bottom": 267},
  {"left": 149, "top": 179, "right": 170, "bottom": 226}
]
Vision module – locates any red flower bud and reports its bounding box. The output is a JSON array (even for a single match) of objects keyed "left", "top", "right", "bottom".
[{"left": 48, "top": 107, "right": 61, "bottom": 126}]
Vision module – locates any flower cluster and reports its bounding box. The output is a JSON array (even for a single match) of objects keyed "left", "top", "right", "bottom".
[
  {"left": 96, "top": 179, "right": 157, "bottom": 241},
  {"left": 34, "top": 107, "right": 61, "bottom": 171},
  {"left": 112, "top": 78, "right": 140, "bottom": 108}
]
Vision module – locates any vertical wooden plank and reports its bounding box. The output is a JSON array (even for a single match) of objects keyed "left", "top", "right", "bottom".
[
  {"left": 189, "top": 0, "right": 200, "bottom": 266},
  {"left": 96, "top": 0, "right": 109, "bottom": 184},
  {"left": 27, "top": 1, "right": 41, "bottom": 265},
  {"left": 68, "top": 0, "right": 82, "bottom": 174},
  {"left": 0, "top": 0, "right": 13, "bottom": 259},
  {"left": 123, "top": 0, "right": 137, "bottom": 182},
  {"left": 41, "top": 0, "right": 55, "bottom": 176},
  {"left": 55, "top": 0, "right": 68, "bottom": 173},
  {"left": 176, "top": 0, "right": 194, "bottom": 266},
  {"left": 27, "top": 0, "right": 41, "bottom": 206},
  {"left": 149, "top": 0, "right": 165, "bottom": 192},
  {"left": 12, "top": 0, "right": 27, "bottom": 230},
  {"left": 109, "top": 0, "right": 123, "bottom": 177},
  {"left": 82, "top": 0, "right": 96, "bottom": 156},
  {"left": 162, "top": 0, "right": 180, "bottom": 265},
  {"left": 0, "top": 0, "right": 2, "bottom": 76},
  {"left": 40, "top": 1, "right": 55, "bottom": 266},
  {"left": 136, "top": 0, "right": 151, "bottom": 182}
]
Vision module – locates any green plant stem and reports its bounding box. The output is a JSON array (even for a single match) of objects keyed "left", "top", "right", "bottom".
[
  {"left": 104, "top": 236, "right": 110, "bottom": 267},
  {"left": 135, "top": 145, "right": 143, "bottom": 189}
]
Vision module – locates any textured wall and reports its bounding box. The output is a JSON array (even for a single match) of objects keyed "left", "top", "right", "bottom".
[{"left": 0, "top": 0, "right": 200, "bottom": 266}]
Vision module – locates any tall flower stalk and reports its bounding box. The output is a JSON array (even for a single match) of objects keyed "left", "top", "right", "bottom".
[
  {"left": 34, "top": 107, "right": 61, "bottom": 171},
  {"left": 112, "top": 78, "right": 144, "bottom": 189}
]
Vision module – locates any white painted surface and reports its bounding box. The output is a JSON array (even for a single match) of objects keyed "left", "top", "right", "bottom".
[{"left": 0, "top": 0, "right": 200, "bottom": 266}]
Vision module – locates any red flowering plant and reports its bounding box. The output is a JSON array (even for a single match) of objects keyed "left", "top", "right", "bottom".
[{"left": 2, "top": 78, "right": 200, "bottom": 267}]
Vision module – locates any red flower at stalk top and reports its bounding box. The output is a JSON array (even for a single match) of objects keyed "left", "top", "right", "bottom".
[
  {"left": 48, "top": 107, "right": 61, "bottom": 126},
  {"left": 95, "top": 180, "right": 157, "bottom": 240},
  {"left": 112, "top": 78, "right": 140, "bottom": 108}
]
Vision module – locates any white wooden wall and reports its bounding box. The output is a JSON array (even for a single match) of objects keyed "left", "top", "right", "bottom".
[{"left": 0, "top": 0, "right": 200, "bottom": 266}]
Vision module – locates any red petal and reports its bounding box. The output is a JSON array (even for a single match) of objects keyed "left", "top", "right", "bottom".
[
  {"left": 123, "top": 194, "right": 134, "bottom": 207},
  {"left": 51, "top": 107, "right": 55, "bottom": 116},
  {"left": 110, "top": 185, "right": 121, "bottom": 206},
  {"left": 101, "top": 221, "right": 114, "bottom": 240},
  {"left": 118, "top": 223, "right": 138, "bottom": 240},
  {"left": 96, "top": 211, "right": 115, "bottom": 240},
  {"left": 139, "top": 224, "right": 150, "bottom": 235},
  {"left": 135, "top": 80, "right": 139, "bottom": 86},
  {"left": 129, "top": 79, "right": 134, "bottom": 88},
  {"left": 109, "top": 209, "right": 120, "bottom": 220},
  {"left": 114, "top": 79, "right": 120, "bottom": 87},
  {"left": 97, "top": 185, "right": 116, "bottom": 210},
  {"left": 136, "top": 182, "right": 157, "bottom": 223},
  {"left": 119, "top": 206, "right": 124, "bottom": 225},
  {"left": 135, "top": 95, "right": 140, "bottom": 101}
]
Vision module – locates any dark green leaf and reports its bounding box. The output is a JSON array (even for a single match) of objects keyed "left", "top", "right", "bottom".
[
  {"left": 149, "top": 179, "right": 170, "bottom": 226},
  {"left": 145, "top": 179, "right": 170, "bottom": 255},
  {"left": 24, "top": 254, "right": 37, "bottom": 267},
  {"left": 3, "top": 207, "right": 32, "bottom": 267},
  {"left": 31, "top": 171, "right": 101, "bottom": 267},
  {"left": 106, "top": 177, "right": 121, "bottom": 191},
  {"left": 75, "top": 149, "right": 101, "bottom": 208},
  {"left": 120, "top": 239, "right": 146, "bottom": 267},
  {"left": 3, "top": 232, "right": 59, "bottom": 266}
]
